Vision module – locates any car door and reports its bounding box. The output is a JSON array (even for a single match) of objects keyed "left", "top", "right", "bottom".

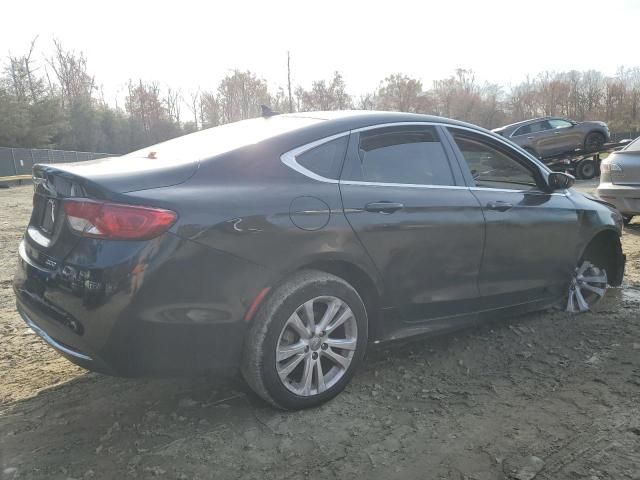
[
  {"left": 545, "top": 118, "right": 582, "bottom": 153},
  {"left": 445, "top": 127, "right": 580, "bottom": 308},
  {"left": 525, "top": 120, "right": 558, "bottom": 157},
  {"left": 339, "top": 124, "right": 486, "bottom": 331}
]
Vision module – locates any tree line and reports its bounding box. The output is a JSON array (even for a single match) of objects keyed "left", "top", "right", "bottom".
[{"left": 2, "top": 39, "right": 640, "bottom": 154}]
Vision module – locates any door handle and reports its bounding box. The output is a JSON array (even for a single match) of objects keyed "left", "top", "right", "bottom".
[
  {"left": 486, "top": 201, "right": 513, "bottom": 212},
  {"left": 527, "top": 136, "right": 534, "bottom": 140},
  {"left": 364, "top": 201, "right": 404, "bottom": 214}
]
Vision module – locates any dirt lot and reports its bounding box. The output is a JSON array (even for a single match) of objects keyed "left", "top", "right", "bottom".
[{"left": 1, "top": 184, "right": 639, "bottom": 480}]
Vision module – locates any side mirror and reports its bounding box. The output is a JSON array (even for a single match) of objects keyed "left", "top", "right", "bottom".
[{"left": 547, "top": 171, "right": 575, "bottom": 191}]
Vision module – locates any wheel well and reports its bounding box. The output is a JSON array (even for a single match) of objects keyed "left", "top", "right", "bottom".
[
  {"left": 585, "top": 130, "right": 606, "bottom": 144},
  {"left": 582, "top": 229, "right": 623, "bottom": 286},
  {"left": 299, "top": 260, "right": 382, "bottom": 340}
]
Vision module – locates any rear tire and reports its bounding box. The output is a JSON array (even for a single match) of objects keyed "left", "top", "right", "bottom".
[
  {"left": 241, "top": 270, "right": 368, "bottom": 410},
  {"left": 584, "top": 132, "right": 605, "bottom": 152}
]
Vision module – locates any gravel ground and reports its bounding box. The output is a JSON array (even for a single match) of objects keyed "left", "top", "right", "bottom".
[{"left": 1, "top": 184, "right": 639, "bottom": 480}]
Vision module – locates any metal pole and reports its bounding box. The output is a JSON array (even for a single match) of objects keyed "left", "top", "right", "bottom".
[{"left": 11, "top": 148, "right": 17, "bottom": 176}]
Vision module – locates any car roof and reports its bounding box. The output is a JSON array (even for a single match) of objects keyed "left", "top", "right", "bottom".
[
  {"left": 278, "top": 110, "right": 488, "bottom": 134},
  {"left": 493, "top": 117, "right": 557, "bottom": 132}
]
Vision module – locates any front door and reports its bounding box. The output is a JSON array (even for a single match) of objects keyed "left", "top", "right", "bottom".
[
  {"left": 545, "top": 118, "right": 583, "bottom": 154},
  {"left": 445, "top": 127, "right": 580, "bottom": 308},
  {"left": 339, "top": 124, "right": 485, "bottom": 329}
]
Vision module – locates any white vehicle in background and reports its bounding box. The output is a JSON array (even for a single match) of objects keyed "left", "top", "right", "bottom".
[{"left": 598, "top": 136, "right": 640, "bottom": 225}]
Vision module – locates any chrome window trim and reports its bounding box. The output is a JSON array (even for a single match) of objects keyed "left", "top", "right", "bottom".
[
  {"left": 340, "top": 180, "right": 468, "bottom": 190},
  {"left": 280, "top": 120, "right": 565, "bottom": 194},
  {"left": 280, "top": 131, "right": 349, "bottom": 184},
  {"left": 469, "top": 186, "right": 570, "bottom": 197},
  {"left": 281, "top": 122, "right": 459, "bottom": 188}
]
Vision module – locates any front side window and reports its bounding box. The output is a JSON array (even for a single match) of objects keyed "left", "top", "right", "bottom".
[
  {"left": 548, "top": 119, "right": 573, "bottom": 129},
  {"left": 344, "top": 126, "right": 454, "bottom": 186},
  {"left": 449, "top": 129, "right": 538, "bottom": 190},
  {"left": 513, "top": 121, "right": 551, "bottom": 137}
]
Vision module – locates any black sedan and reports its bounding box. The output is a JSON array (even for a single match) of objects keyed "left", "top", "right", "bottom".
[{"left": 14, "top": 111, "right": 626, "bottom": 409}]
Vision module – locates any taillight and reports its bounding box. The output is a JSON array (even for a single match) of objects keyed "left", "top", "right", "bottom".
[{"left": 63, "top": 199, "right": 177, "bottom": 240}]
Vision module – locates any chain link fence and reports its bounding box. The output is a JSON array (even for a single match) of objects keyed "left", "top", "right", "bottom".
[
  {"left": 0, "top": 147, "right": 115, "bottom": 178},
  {"left": 610, "top": 130, "right": 640, "bottom": 142}
]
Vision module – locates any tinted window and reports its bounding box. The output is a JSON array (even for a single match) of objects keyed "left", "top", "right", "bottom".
[
  {"left": 513, "top": 124, "right": 531, "bottom": 136},
  {"left": 513, "top": 121, "right": 551, "bottom": 136},
  {"left": 548, "top": 119, "right": 573, "bottom": 129},
  {"left": 296, "top": 136, "right": 349, "bottom": 179},
  {"left": 449, "top": 129, "right": 538, "bottom": 190},
  {"left": 345, "top": 126, "right": 454, "bottom": 185}
]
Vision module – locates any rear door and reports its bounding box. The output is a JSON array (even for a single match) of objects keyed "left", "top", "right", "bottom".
[
  {"left": 445, "top": 127, "right": 580, "bottom": 307},
  {"left": 512, "top": 121, "right": 550, "bottom": 153},
  {"left": 339, "top": 124, "right": 486, "bottom": 330}
]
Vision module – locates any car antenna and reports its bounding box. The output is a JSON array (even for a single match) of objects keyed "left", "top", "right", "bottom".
[{"left": 261, "top": 105, "right": 280, "bottom": 118}]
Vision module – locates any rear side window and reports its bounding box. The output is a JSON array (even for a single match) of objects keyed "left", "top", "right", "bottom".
[
  {"left": 344, "top": 126, "right": 454, "bottom": 186},
  {"left": 513, "top": 121, "right": 551, "bottom": 136},
  {"left": 296, "top": 135, "right": 349, "bottom": 179}
]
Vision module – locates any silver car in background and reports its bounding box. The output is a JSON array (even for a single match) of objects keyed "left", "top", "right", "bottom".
[
  {"left": 493, "top": 117, "right": 610, "bottom": 159},
  {"left": 598, "top": 136, "right": 640, "bottom": 225}
]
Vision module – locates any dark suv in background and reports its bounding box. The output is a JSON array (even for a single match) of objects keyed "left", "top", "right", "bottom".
[{"left": 493, "top": 117, "right": 610, "bottom": 159}]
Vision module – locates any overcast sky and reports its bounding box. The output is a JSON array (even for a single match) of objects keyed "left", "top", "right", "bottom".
[{"left": 3, "top": 0, "right": 639, "bottom": 104}]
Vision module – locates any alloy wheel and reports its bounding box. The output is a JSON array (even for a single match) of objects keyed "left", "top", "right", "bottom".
[
  {"left": 275, "top": 296, "right": 357, "bottom": 396},
  {"left": 566, "top": 261, "right": 608, "bottom": 313}
]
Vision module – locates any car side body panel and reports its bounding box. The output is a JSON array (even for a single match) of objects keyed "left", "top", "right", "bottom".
[{"left": 13, "top": 111, "right": 625, "bottom": 378}]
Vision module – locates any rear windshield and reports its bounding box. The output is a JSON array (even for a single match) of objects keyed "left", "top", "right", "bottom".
[
  {"left": 624, "top": 136, "right": 640, "bottom": 152},
  {"left": 125, "top": 116, "right": 323, "bottom": 162}
]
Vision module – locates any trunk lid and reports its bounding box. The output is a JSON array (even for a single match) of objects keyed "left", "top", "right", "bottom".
[
  {"left": 26, "top": 155, "right": 197, "bottom": 259},
  {"left": 608, "top": 150, "right": 640, "bottom": 186}
]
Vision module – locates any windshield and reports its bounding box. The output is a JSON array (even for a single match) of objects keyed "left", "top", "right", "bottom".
[{"left": 125, "top": 116, "right": 323, "bottom": 162}]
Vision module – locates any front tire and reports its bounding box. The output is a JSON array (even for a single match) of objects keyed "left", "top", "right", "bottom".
[
  {"left": 565, "top": 257, "right": 608, "bottom": 313},
  {"left": 242, "top": 270, "right": 368, "bottom": 410},
  {"left": 584, "top": 132, "right": 605, "bottom": 152}
]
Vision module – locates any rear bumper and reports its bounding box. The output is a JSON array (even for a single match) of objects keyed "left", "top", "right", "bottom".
[
  {"left": 14, "top": 234, "right": 273, "bottom": 377},
  {"left": 597, "top": 184, "right": 640, "bottom": 215}
]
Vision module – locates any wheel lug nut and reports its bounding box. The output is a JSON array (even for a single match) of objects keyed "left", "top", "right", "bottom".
[
  {"left": 321, "top": 343, "right": 328, "bottom": 350},
  {"left": 312, "top": 352, "right": 318, "bottom": 359}
]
